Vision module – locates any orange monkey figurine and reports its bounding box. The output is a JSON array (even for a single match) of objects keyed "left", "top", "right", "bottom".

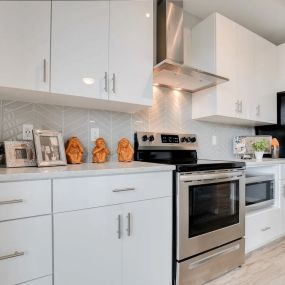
[
  {"left": 65, "top": 137, "right": 84, "bottom": 164},
  {"left": 92, "top": 138, "right": 110, "bottom": 163},
  {"left": 117, "top": 138, "right": 134, "bottom": 162}
]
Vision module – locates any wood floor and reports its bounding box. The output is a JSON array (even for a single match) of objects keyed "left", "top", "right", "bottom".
[{"left": 206, "top": 238, "right": 285, "bottom": 285}]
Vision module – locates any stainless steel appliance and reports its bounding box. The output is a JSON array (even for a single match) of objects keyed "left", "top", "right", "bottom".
[
  {"left": 134, "top": 132, "right": 246, "bottom": 285},
  {"left": 153, "top": 0, "right": 229, "bottom": 93},
  {"left": 246, "top": 174, "right": 275, "bottom": 211}
]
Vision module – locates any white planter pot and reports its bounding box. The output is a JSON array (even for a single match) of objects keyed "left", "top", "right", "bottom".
[{"left": 255, "top": 151, "right": 264, "bottom": 161}]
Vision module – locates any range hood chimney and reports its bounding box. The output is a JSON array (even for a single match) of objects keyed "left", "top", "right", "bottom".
[{"left": 153, "top": 0, "right": 229, "bottom": 93}]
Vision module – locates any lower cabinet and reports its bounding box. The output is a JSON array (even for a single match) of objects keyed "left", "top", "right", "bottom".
[
  {"left": 54, "top": 205, "right": 122, "bottom": 285},
  {"left": 0, "top": 216, "right": 52, "bottom": 285},
  {"left": 54, "top": 197, "right": 172, "bottom": 285},
  {"left": 245, "top": 207, "right": 282, "bottom": 253}
]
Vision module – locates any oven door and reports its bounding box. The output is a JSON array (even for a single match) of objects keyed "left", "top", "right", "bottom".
[
  {"left": 245, "top": 175, "right": 274, "bottom": 211},
  {"left": 177, "top": 169, "right": 245, "bottom": 260}
]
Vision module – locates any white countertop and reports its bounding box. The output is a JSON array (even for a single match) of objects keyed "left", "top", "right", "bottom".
[
  {"left": 0, "top": 161, "right": 175, "bottom": 182},
  {"left": 234, "top": 158, "right": 285, "bottom": 167}
]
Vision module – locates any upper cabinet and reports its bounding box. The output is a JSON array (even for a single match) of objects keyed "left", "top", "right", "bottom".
[
  {"left": 0, "top": 0, "right": 153, "bottom": 113},
  {"left": 50, "top": 0, "right": 153, "bottom": 110},
  {"left": 278, "top": 43, "right": 285, "bottom": 92},
  {"left": 0, "top": 1, "right": 51, "bottom": 92},
  {"left": 109, "top": 0, "right": 153, "bottom": 106},
  {"left": 191, "top": 13, "right": 277, "bottom": 126},
  {"left": 51, "top": 1, "right": 109, "bottom": 100}
]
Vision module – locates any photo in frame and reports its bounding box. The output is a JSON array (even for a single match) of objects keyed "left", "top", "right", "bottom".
[
  {"left": 33, "top": 129, "right": 67, "bottom": 167},
  {"left": 4, "top": 141, "right": 37, "bottom": 168}
]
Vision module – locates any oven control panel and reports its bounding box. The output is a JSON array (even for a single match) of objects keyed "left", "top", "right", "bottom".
[{"left": 136, "top": 132, "right": 198, "bottom": 149}]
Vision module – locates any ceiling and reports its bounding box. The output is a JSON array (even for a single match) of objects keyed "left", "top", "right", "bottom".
[{"left": 184, "top": 0, "right": 285, "bottom": 45}]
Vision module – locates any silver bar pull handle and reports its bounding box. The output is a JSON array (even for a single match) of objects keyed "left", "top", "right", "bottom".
[
  {"left": 112, "top": 73, "right": 116, "bottom": 94},
  {"left": 0, "top": 251, "right": 24, "bottom": 261},
  {"left": 112, "top": 187, "right": 135, "bottom": 193},
  {"left": 117, "top": 215, "right": 121, "bottom": 239},
  {"left": 0, "top": 199, "right": 23, "bottom": 206},
  {"left": 261, "top": 226, "right": 271, "bottom": 232},
  {"left": 239, "top": 100, "right": 243, "bottom": 113},
  {"left": 126, "top": 212, "right": 131, "bottom": 236},
  {"left": 43, "top": 59, "right": 47, "bottom": 83},
  {"left": 104, "top": 72, "right": 108, "bottom": 92},
  {"left": 235, "top": 100, "right": 239, "bottom": 113},
  {"left": 256, "top": 104, "right": 261, "bottom": 116}
]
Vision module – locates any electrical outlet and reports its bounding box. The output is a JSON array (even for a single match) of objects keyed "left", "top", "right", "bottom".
[
  {"left": 90, "top": 128, "right": 99, "bottom": 141},
  {"left": 23, "top": 124, "right": 34, "bottom": 140},
  {"left": 212, "top": 135, "right": 217, "bottom": 146}
]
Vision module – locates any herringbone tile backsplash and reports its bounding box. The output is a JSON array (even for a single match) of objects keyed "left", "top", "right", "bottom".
[{"left": 0, "top": 87, "right": 253, "bottom": 162}]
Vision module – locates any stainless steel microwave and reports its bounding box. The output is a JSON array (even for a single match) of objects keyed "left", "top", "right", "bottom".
[{"left": 245, "top": 174, "right": 274, "bottom": 212}]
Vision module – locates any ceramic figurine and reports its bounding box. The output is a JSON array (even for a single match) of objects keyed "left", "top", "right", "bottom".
[
  {"left": 65, "top": 137, "right": 84, "bottom": 164},
  {"left": 117, "top": 138, "right": 134, "bottom": 162},
  {"left": 92, "top": 138, "right": 110, "bottom": 163}
]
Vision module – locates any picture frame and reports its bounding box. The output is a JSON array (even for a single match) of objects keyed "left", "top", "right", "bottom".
[
  {"left": 33, "top": 129, "right": 67, "bottom": 167},
  {"left": 4, "top": 141, "right": 37, "bottom": 168}
]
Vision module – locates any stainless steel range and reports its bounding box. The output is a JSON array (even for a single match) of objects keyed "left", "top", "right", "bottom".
[{"left": 134, "top": 132, "right": 246, "bottom": 285}]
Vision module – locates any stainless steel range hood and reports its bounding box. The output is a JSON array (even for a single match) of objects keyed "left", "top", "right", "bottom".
[{"left": 153, "top": 0, "right": 229, "bottom": 93}]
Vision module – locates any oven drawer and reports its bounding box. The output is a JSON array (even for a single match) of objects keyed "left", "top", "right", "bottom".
[
  {"left": 53, "top": 172, "right": 172, "bottom": 212},
  {"left": 0, "top": 216, "right": 52, "bottom": 285},
  {"left": 177, "top": 239, "right": 245, "bottom": 285},
  {"left": 245, "top": 208, "right": 281, "bottom": 253},
  {"left": 0, "top": 180, "right": 51, "bottom": 221}
]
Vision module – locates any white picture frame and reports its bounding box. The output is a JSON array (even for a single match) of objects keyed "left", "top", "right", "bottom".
[
  {"left": 4, "top": 141, "right": 37, "bottom": 168},
  {"left": 33, "top": 129, "right": 67, "bottom": 167}
]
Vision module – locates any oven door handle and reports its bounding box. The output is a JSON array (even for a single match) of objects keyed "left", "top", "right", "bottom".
[
  {"left": 188, "top": 244, "right": 240, "bottom": 270},
  {"left": 180, "top": 171, "right": 244, "bottom": 182}
]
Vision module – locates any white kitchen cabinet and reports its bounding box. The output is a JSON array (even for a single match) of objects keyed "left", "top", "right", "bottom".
[
  {"left": 245, "top": 207, "right": 282, "bottom": 253},
  {"left": 251, "top": 34, "right": 277, "bottom": 123},
  {"left": 122, "top": 198, "right": 172, "bottom": 285},
  {"left": 51, "top": 0, "right": 153, "bottom": 109},
  {"left": 235, "top": 24, "right": 255, "bottom": 119},
  {"left": 277, "top": 43, "right": 285, "bottom": 92},
  {"left": 54, "top": 206, "right": 122, "bottom": 285},
  {"left": 0, "top": 180, "right": 51, "bottom": 221},
  {"left": 191, "top": 13, "right": 241, "bottom": 122},
  {"left": 51, "top": 1, "right": 109, "bottom": 100},
  {"left": 279, "top": 180, "right": 285, "bottom": 235},
  {"left": 108, "top": 0, "right": 153, "bottom": 106},
  {"left": 191, "top": 13, "right": 277, "bottom": 126},
  {"left": 53, "top": 172, "right": 171, "bottom": 213},
  {"left": 54, "top": 197, "right": 172, "bottom": 285},
  {"left": 0, "top": 216, "right": 52, "bottom": 285},
  {"left": 0, "top": 1, "right": 50, "bottom": 92}
]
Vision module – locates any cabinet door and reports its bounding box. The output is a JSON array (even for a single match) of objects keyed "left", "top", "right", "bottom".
[
  {"left": 54, "top": 206, "right": 122, "bottom": 285},
  {"left": 236, "top": 24, "right": 255, "bottom": 120},
  {"left": 0, "top": 1, "right": 50, "bottom": 92},
  {"left": 278, "top": 44, "right": 285, "bottom": 92},
  {"left": 51, "top": 1, "right": 109, "bottom": 99},
  {"left": 280, "top": 180, "right": 285, "bottom": 235},
  {"left": 0, "top": 216, "right": 52, "bottom": 285},
  {"left": 215, "top": 14, "right": 239, "bottom": 118},
  {"left": 122, "top": 198, "right": 172, "bottom": 285},
  {"left": 109, "top": 0, "right": 153, "bottom": 106},
  {"left": 253, "top": 35, "right": 277, "bottom": 124}
]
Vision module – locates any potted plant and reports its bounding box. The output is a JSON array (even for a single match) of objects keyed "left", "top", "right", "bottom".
[{"left": 252, "top": 140, "right": 268, "bottom": 161}]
